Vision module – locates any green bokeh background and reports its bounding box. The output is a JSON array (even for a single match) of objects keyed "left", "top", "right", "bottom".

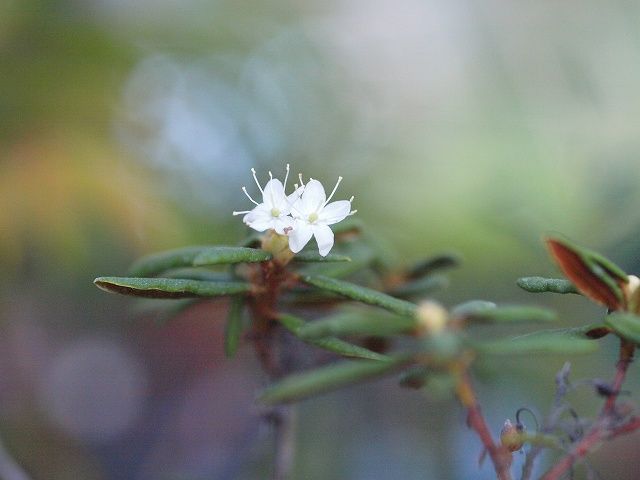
[{"left": 2, "top": 1, "right": 640, "bottom": 478}]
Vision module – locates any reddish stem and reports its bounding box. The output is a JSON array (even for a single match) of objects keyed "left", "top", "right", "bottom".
[
  {"left": 456, "top": 370, "right": 513, "bottom": 480},
  {"left": 542, "top": 340, "right": 636, "bottom": 480}
]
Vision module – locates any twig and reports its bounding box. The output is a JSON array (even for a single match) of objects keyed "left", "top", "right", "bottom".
[
  {"left": 541, "top": 340, "right": 637, "bottom": 480},
  {"left": 271, "top": 406, "right": 297, "bottom": 480},
  {"left": 455, "top": 368, "right": 513, "bottom": 480},
  {"left": 0, "top": 436, "right": 31, "bottom": 480}
]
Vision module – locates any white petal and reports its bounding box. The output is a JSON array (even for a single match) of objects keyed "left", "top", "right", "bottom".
[
  {"left": 288, "top": 221, "right": 313, "bottom": 253},
  {"left": 318, "top": 200, "right": 351, "bottom": 225},
  {"left": 272, "top": 215, "right": 295, "bottom": 235},
  {"left": 300, "top": 179, "right": 326, "bottom": 214},
  {"left": 262, "top": 179, "right": 286, "bottom": 210},
  {"left": 312, "top": 224, "right": 334, "bottom": 257},
  {"left": 286, "top": 185, "right": 305, "bottom": 217},
  {"left": 242, "top": 206, "right": 272, "bottom": 231}
]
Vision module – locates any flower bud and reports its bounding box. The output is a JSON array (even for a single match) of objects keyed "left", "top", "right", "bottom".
[
  {"left": 500, "top": 419, "right": 524, "bottom": 452},
  {"left": 415, "top": 301, "right": 448, "bottom": 336},
  {"left": 625, "top": 275, "right": 640, "bottom": 313}
]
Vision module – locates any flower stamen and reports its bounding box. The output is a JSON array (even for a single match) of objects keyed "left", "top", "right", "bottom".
[
  {"left": 284, "top": 164, "right": 290, "bottom": 190},
  {"left": 242, "top": 186, "right": 260, "bottom": 206},
  {"left": 251, "top": 168, "right": 264, "bottom": 194},
  {"left": 323, "top": 176, "right": 343, "bottom": 207}
]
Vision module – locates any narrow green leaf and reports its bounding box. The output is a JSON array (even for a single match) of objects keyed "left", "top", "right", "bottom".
[
  {"left": 473, "top": 330, "right": 599, "bottom": 356},
  {"left": 516, "top": 277, "right": 580, "bottom": 295},
  {"left": 464, "top": 306, "right": 557, "bottom": 324},
  {"left": 451, "top": 300, "right": 497, "bottom": 318},
  {"left": 407, "top": 252, "right": 462, "bottom": 279},
  {"left": 258, "top": 355, "right": 414, "bottom": 405},
  {"left": 293, "top": 252, "right": 352, "bottom": 263},
  {"left": 297, "top": 311, "right": 417, "bottom": 339},
  {"left": 128, "top": 246, "right": 213, "bottom": 277},
  {"left": 386, "top": 275, "right": 449, "bottom": 299},
  {"left": 225, "top": 296, "right": 245, "bottom": 358},
  {"left": 163, "top": 268, "right": 235, "bottom": 282},
  {"left": 299, "top": 242, "right": 376, "bottom": 279},
  {"left": 605, "top": 313, "right": 640, "bottom": 345},
  {"left": 192, "top": 246, "right": 272, "bottom": 266},
  {"left": 94, "top": 277, "right": 252, "bottom": 299},
  {"left": 302, "top": 275, "right": 417, "bottom": 317},
  {"left": 278, "top": 314, "right": 388, "bottom": 361}
]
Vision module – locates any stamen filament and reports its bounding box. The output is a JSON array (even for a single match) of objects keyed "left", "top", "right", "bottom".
[
  {"left": 232, "top": 210, "right": 251, "bottom": 215},
  {"left": 298, "top": 173, "right": 305, "bottom": 186},
  {"left": 284, "top": 164, "right": 290, "bottom": 190},
  {"left": 349, "top": 196, "right": 354, "bottom": 203},
  {"left": 242, "top": 186, "right": 260, "bottom": 205},
  {"left": 323, "top": 176, "right": 343, "bottom": 207},
  {"left": 251, "top": 168, "right": 263, "bottom": 194}
]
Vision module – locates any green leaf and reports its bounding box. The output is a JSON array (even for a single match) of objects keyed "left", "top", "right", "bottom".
[
  {"left": 192, "top": 246, "right": 272, "bottom": 266},
  {"left": 406, "top": 252, "right": 461, "bottom": 279},
  {"left": 463, "top": 305, "right": 557, "bottom": 324},
  {"left": 297, "top": 311, "right": 417, "bottom": 339},
  {"left": 386, "top": 275, "right": 449, "bottom": 299},
  {"left": 299, "top": 241, "right": 376, "bottom": 279},
  {"left": 94, "top": 277, "right": 252, "bottom": 299},
  {"left": 605, "top": 313, "right": 640, "bottom": 345},
  {"left": 278, "top": 314, "right": 388, "bottom": 361},
  {"left": 473, "top": 329, "right": 600, "bottom": 356},
  {"left": 225, "top": 296, "right": 245, "bottom": 358},
  {"left": 163, "top": 268, "right": 235, "bottom": 282},
  {"left": 302, "top": 275, "right": 417, "bottom": 317},
  {"left": 398, "top": 366, "right": 432, "bottom": 389},
  {"left": 293, "top": 252, "right": 352, "bottom": 263},
  {"left": 258, "top": 355, "right": 414, "bottom": 405},
  {"left": 451, "top": 300, "right": 497, "bottom": 318},
  {"left": 516, "top": 277, "right": 580, "bottom": 295},
  {"left": 546, "top": 238, "right": 627, "bottom": 310},
  {"left": 128, "top": 246, "right": 213, "bottom": 277}
]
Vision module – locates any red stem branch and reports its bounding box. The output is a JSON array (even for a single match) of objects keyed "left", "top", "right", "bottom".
[
  {"left": 542, "top": 340, "right": 636, "bottom": 480},
  {"left": 455, "top": 369, "right": 513, "bottom": 480}
]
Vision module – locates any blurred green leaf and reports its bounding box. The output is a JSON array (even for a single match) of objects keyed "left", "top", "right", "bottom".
[
  {"left": 451, "top": 300, "right": 497, "bottom": 318},
  {"left": 293, "top": 252, "right": 351, "bottom": 263},
  {"left": 225, "top": 296, "right": 245, "bottom": 358},
  {"left": 546, "top": 238, "right": 627, "bottom": 310},
  {"left": 258, "top": 355, "right": 414, "bottom": 405},
  {"left": 133, "top": 298, "right": 202, "bottom": 323},
  {"left": 406, "top": 252, "right": 461, "bottom": 279},
  {"left": 278, "top": 314, "right": 388, "bottom": 361},
  {"left": 94, "top": 276, "right": 252, "bottom": 298},
  {"left": 516, "top": 277, "right": 580, "bottom": 295},
  {"left": 192, "top": 246, "right": 272, "bottom": 266},
  {"left": 302, "top": 275, "right": 417, "bottom": 317},
  {"left": 605, "top": 312, "right": 640, "bottom": 345},
  {"left": 473, "top": 329, "right": 599, "bottom": 355},
  {"left": 464, "top": 305, "right": 557, "bottom": 324},
  {"left": 128, "top": 246, "right": 214, "bottom": 277},
  {"left": 299, "top": 240, "right": 376, "bottom": 278},
  {"left": 386, "top": 275, "right": 449, "bottom": 299},
  {"left": 297, "top": 311, "right": 417, "bottom": 339}
]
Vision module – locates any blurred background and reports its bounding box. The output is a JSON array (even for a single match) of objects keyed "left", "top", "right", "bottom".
[{"left": 2, "top": 0, "right": 640, "bottom": 478}]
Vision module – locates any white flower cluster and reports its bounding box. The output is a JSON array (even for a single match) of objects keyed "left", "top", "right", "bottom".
[{"left": 233, "top": 165, "right": 356, "bottom": 256}]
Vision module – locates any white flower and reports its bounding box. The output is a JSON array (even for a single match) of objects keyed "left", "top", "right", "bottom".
[
  {"left": 288, "top": 176, "right": 356, "bottom": 256},
  {"left": 233, "top": 165, "right": 302, "bottom": 234}
]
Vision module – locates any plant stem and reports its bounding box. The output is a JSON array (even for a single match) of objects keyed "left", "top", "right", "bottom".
[
  {"left": 271, "top": 405, "right": 297, "bottom": 480},
  {"left": 249, "top": 258, "right": 299, "bottom": 479},
  {"left": 541, "top": 340, "right": 637, "bottom": 480},
  {"left": 454, "top": 368, "right": 513, "bottom": 480}
]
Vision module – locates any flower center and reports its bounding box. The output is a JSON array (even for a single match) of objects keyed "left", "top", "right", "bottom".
[
  {"left": 308, "top": 212, "right": 319, "bottom": 223},
  {"left": 271, "top": 208, "right": 281, "bottom": 217}
]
